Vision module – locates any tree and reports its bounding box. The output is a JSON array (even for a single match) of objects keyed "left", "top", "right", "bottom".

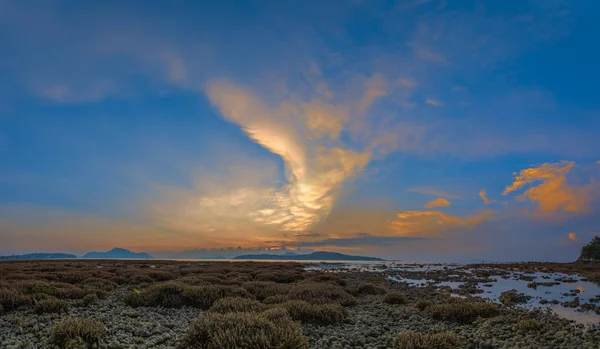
[{"left": 579, "top": 236, "right": 600, "bottom": 262}]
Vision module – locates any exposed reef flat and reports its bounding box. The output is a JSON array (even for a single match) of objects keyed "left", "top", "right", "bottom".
[{"left": 1, "top": 260, "right": 599, "bottom": 348}]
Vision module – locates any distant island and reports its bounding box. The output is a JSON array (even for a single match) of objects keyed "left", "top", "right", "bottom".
[
  {"left": 234, "top": 251, "right": 383, "bottom": 261},
  {"left": 0, "top": 253, "right": 78, "bottom": 260},
  {"left": 82, "top": 248, "right": 153, "bottom": 259}
]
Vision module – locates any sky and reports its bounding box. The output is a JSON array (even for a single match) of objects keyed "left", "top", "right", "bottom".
[{"left": 1, "top": 0, "right": 599, "bottom": 262}]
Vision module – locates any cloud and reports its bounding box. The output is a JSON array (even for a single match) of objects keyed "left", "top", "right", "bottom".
[
  {"left": 425, "top": 198, "right": 451, "bottom": 208},
  {"left": 206, "top": 81, "right": 381, "bottom": 231},
  {"left": 387, "top": 209, "right": 494, "bottom": 238},
  {"left": 290, "top": 233, "right": 425, "bottom": 248},
  {"left": 425, "top": 98, "right": 444, "bottom": 107},
  {"left": 398, "top": 78, "right": 417, "bottom": 87},
  {"left": 503, "top": 161, "right": 597, "bottom": 218},
  {"left": 408, "top": 187, "right": 459, "bottom": 199},
  {"left": 479, "top": 189, "right": 495, "bottom": 204},
  {"left": 37, "top": 80, "right": 118, "bottom": 103},
  {"left": 568, "top": 232, "right": 577, "bottom": 241},
  {"left": 413, "top": 46, "right": 448, "bottom": 64}
]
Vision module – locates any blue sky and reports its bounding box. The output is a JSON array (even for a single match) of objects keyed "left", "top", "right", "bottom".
[{"left": 1, "top": 0, "right": 599, "bottom": 261}]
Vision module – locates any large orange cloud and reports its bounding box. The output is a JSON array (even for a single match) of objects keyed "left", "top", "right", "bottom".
[{"left": 503, "top": 161, "right": 596, "bottom": 218}]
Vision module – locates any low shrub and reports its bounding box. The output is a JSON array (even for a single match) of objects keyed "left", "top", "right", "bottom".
[
  {"left": 124, "top": 282, "right": 252, "bottom": 310},
  {"left": 351, "top": 282, "right": 387, "bottom": 296},
  {"left": 182, "top": 285, "right": 252, "bottom": 310},
  {"left": 133, "top": 282, "right": 185, "bottom": 308},
  {"left": 393, "top": 331, "right": 462, "bottom": 349},
  {"left": 384, "top": 292, "right": 407, "bottom": 305},
  {"left": 180, "top": 311, "right": 308, "bottom": 349},
  {"left": 425, "top": 301, "right": 499, "bottom": 324},
  {"left": 500, "top": 289, "right": 531, "bottom": 306},
  {"left": 34, "top": 298, "right": 69, "bottom": 314},
  {"left": 0, "top": 288, "right": 32, "bottom": 311},
  {"left": 81, "top": 277, "right": 118, "bottom": 292},
  {"left": 254, "top": 271, "right": 305, "bottom": 283},
  {"left": 49, "top": 317, "right": 106, "bottom": 349},
  {"left": 53, "top": 285, "right": 88, "bottom": 300},
  {"left": 277, "top": 300, "right": 346, "bottom": 325},
  {"left": 177, "top": 275, "right": 226, "bottom": 286},
  {"left": 415, "top": 300, "right": 432, "bottom": 311},
  {"left": 82, "top": 293, "right": 99, "bottom": 307},
  {"left": 288, "top": 282, "right": 356, "bottom": 306},
  {"left": 263, "top": 294, "right": 290, "bottom": 304},
  {"left": 19, "top": 281, "right": 57, "bottom": 296},
  {"left": 209, "top": 297, "right": 265, "bottom": 313},
  {"left": 147, "top": 271, "right": 178, "bottom": 282},
  {"left": 517, "top": 319, "right": 541, "bottom": 332},
  {"left": 308, "top": 274, "right": 347, "bottom": 286},
  {"left": 261, "top": 307, "right": 290, "bottom": 322},
  {"left": 242, "top": 281, "right": 290, "bottom": 301}
]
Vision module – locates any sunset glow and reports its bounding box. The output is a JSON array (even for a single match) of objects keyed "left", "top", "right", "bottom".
[{"left": 1, "top": 0, "right": 599, "bottom": 262}]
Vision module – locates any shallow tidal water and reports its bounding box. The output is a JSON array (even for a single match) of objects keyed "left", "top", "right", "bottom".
[{"left": 306, "top": 261, "right": 600, "bottom": 326}]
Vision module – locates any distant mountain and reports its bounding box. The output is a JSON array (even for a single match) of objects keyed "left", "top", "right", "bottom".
[
  {"left": 234, "top": 251, "right": 383, "bottom": 261},
  {"left": 82, "top": 248, "right": 153, "bottom": 259},
  {"left": 0, "top": 253, "right": 78, "bottom": 260}
]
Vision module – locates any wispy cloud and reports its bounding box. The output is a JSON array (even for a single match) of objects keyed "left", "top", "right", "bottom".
[
  {"left": 424, "top": 197, "right": 451, "bottom": 208},
  {"left": 387, "top": 209, "right": 494, "bottom": 238},
  {"left": 408, "top": 187, "right": 459, "bottom": 199},
  {"left": 425, "top": 98, "right": 444, "bottom": 107},
  {"left": 479, "top": 189, "right": 495, "bottom": 205},
  {"left": 38, "top": 80, "right": 118, "bottom": 104},
  {"left": 290, "top": 233, "right": 425, "bottom": 248}
]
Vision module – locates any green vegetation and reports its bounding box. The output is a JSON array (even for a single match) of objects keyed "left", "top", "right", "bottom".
[
  {"left": 242, "top": 281, "right": 291, "bottom": 301},
  {"left": 262, "top": 294, "right": 290, "bottom": 304},
  {"left": 517, "top": 319, "right": 541, "bottom": 332},
  {"left": 34, "top": 298, "right": 69, "bottom": 314},
  {"left": 579, "top": 236, "right": 600, "bottom": 262},
  {"left": 384, "top": 291, "right": 407, "bottom": 305},
  {"left": 393, "top": 331, "right": 462, "bottom": 349},
  {"left": 50, "top": 317, "right": 106, "bottom": 349},
  {"left": 416, "top": 300, "right": 432, "bottom": 311},
  {"left": 288, "top": 282, "right": 356, "bottom": 306},
  {"left": 351, "top": 282, "right": 387, "bottom": 296},
  {"left": 180, "top": 312, "right": 308, "bottom": 349},
  {"left": 0, "top": 288, "right": 32, "bottom": 311},
  {"left": 82, "top": 293, "right": 99, "bottom": 306},
  {"left": 424, "top": 301, "right": 500, "bottom": 323},
  {"left": 500, "top": 289, "right": 531, "bottom": 306},
  {"left": 209, "top": 297, "right": 265, "bottom": 313},
  {"left": 123, "top": 282, "right": 251, "bottom": 309},
  {"left": 276, "top": 300, "right": 347, "bottom": 325}
]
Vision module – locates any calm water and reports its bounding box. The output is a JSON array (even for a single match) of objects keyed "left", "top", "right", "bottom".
[{"left": 306, "top": 261, "right": 600, "bottom": 326}]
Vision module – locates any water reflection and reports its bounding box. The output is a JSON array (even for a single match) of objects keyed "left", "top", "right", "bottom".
[{"left": 306, "top": 261, "right": 600, "bottom": 326}]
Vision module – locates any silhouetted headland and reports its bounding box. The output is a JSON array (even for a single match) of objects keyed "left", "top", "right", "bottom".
[
  {"left": 0, "top": 253, "right": 77, "bottom": 260},
  {"left": 233, "top": 251, "right": 383, "bottom": 261},
  {"left": 82, "top": 248, "right": 153, "bottom": 259}
]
